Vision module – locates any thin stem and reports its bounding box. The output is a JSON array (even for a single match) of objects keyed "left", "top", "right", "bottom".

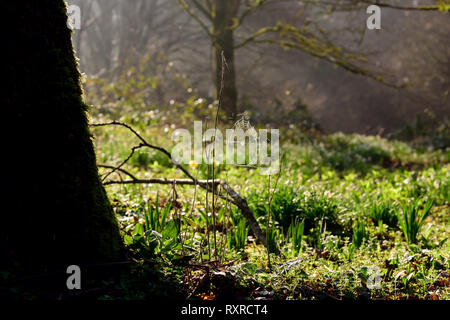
[{"left": 267, "top": 175, "right": 272, "bottom": 269}]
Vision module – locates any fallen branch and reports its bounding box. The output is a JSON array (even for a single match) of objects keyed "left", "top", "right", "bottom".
[
  {"left": 104, "top": 178, "right": 215, "bottom": 187},
  {"left": 103, "top": 176, "right": 276, "bottom": 254},
  {"left": 91, "top": 121, "right": 277, "bottom": 253},
  {"left": 97, "top": 164, "right": 139, "bottom": 181}
]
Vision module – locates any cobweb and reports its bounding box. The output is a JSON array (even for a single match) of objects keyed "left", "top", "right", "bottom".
[{"left": 233, "top": 111, "right": 253, "bottom": 130}]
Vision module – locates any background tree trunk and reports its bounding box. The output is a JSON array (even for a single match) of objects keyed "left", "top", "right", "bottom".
[
  {"left": 213, "top": 0, "right": 240, "bottom": 118},
  {"left": 1, "top": 1, "right": 123, "bottom": 270}
]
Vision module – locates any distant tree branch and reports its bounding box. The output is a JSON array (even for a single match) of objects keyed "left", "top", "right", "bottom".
[
  {"left": 235, "top": 22, "right": 400, "bottom": 87},
  {"left": 176, "top": 0, "right": 213, "bottom": 38},
  {"left": 204, "top": 0, "right": 212, "bottom": 11},
  {"left": 231, "top": 0, "right": 267, "bottom": 30},
  {"left": 318, "top": 0, "right": 449, "bottom": 11},
  {"left": 190, "top": 0, "right": 213, "bottom": 20},
  {"left": 362, "top": 0, "right": 448, "bottom": 11},
  {"left": 234, "top": 25, "right": 279, "bottom": 49}
]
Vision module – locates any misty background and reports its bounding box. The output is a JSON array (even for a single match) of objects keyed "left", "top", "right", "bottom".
[{"left": 69, "top": 0, "right": 449, "bottom": 137}]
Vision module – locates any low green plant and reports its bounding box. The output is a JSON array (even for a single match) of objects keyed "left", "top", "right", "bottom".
[
  {"left": 317, "top": 133, "right": 393, "bottom": 172},
  {"left": 251, "top": 187, "right": 339, "bottom": 234},
  {"left": 228, "top": 219, "right": 249, "bottom": 251},
  {"left": 124, "top": 212, "right": 180, "bottom": 259},
  {"left": 346, "top": 243, "right": 356, "bottom": 262},
  {"left": 266, "top": 224, "right": 280, "bottom": 254},
  {"left": 309, "top": 218, "right": 327, "bottom": 250},
  {"left": 352, "top": 218, "right": 368, "bottom": 248},
  {"left": 395, "top": 199, "right": 434, "bottom": 244},
  {"left": 368, "top": 201, "right": 397, "bottom": 228},
  {"left": 143, "top": 193, "right": 171, "bottom": 232},
  {"left": 287, "top": 219, "right": 305, "bottom": 256}
]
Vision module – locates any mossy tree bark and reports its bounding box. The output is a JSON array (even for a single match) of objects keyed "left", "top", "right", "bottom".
[{"left": 1, "top": 1, "right": 123, "bottom": 270}]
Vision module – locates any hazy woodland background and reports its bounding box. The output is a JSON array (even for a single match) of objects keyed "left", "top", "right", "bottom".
[{"left": 70, "top": 0, "right": 449, "bottom": 135}]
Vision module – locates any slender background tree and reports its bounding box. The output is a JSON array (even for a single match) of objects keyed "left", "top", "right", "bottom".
[{"left": 176, "top": 0, "right": 392, "bottom": 118}]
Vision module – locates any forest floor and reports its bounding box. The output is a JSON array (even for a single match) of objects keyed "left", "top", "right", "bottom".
[{"left": 86, "top": 118, "right": 449, "bottom": 301}]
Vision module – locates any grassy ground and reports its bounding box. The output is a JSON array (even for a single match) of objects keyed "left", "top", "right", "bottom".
[{"left": 89, "top": 117, "right": 449, "bottom": 301}]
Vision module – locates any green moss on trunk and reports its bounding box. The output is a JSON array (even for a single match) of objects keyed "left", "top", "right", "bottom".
[{"left": 1, "top": 1, "right": 123, "bottom": 269}]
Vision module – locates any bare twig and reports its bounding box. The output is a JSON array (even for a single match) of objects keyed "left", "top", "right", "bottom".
[
  {"left": 220, "top": 173, "right": 231, "bottom": 263},
  {"left": 211, "top": 51, "right": 226, "bottom": 260},
  {"left": 91, "top": 121, "right": 274, "bottom": 253},
  {"left": 98, "top": 164, "right": 139, "bottom": 181},
  {"left": 92, "top": 121, "right": 197, "bottom": 182},
  {"left": 189, "top": 170, "right": 200, "bottom": 253},
  {"left": 266, "top": 153, "right": 284, "bottom": 267},
  {"left": 101, "top": 143, "right": 144, "bottom": 182},
  {"left": 267, "top": 175, "right": 272, "bottom": 269},
  {"left": 204, "top": 120, "right": 211, "bottom": 261}
]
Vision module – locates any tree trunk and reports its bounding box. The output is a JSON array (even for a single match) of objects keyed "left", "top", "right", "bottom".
[
  {"left": 213, "top": 0, "right": 240, "bottom": 118},
  {"left": 1, "top": 1, "right": 123, "bottom": 270}
]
